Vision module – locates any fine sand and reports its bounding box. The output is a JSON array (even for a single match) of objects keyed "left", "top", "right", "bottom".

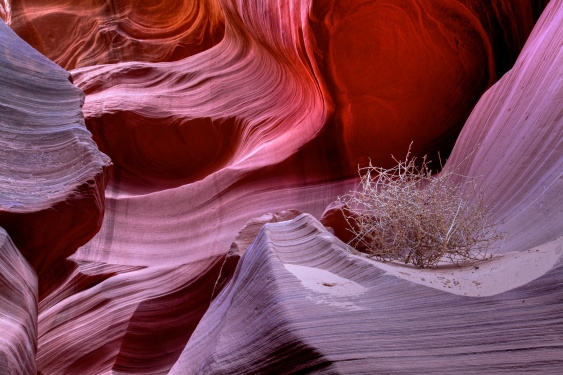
[
  {"left": 353, "top": 236, "right": 563, "bottom": 297},
  {"left": 284, "top": 237, "right": 562, "bottom": 298}
]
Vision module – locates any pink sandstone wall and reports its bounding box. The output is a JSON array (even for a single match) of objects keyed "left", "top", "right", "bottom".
[{"left": 0, "top": 0, "right": 560, "bottom": 373}]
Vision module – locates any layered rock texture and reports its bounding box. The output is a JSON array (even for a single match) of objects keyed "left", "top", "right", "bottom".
[
  {"left": 0, "top": 19, "right": 111, "bottom": 298},
  {"left": 444, "top": 1, "right": 563, "bottom": 254},
  {"left": 172, "top": 214, "right": 563, "bottom": 374},
  {"left": 9, "top": 0, "right": 225, "bottom": 69},
  {"left": 1, "top": 0, "right": 561, "bottom": 373},
  {"left": 0, "top": 228, "right": 37, "bottom": 375}
]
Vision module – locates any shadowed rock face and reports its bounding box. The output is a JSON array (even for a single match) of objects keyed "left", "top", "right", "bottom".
[
  {"left": 1, "top": 0, "right": 560, "bottom": 373},
  {"left": 324, "top": 0, "right": 563, "bottom": 257},
  {"left": 37, "top": 257, "right": 225, "bottom": 374},
  {"left": 311, "top": 0, "right": 547, "bottom": 171},
  {"left": 68, "top": 0, "right": 330, "bottom": 193},
  {"left": 9, "top": 0, "right": 225, "bottom": 69},
  {"left": 0, "top": 19, "right": 111, "bottom": 297},
  {"left": 11, "top": 0, "right": 546, "bottom": 189}
]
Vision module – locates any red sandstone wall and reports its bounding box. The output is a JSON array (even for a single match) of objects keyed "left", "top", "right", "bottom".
[{"left": 1, "top": 0, "right": 559, "bottom": 373}]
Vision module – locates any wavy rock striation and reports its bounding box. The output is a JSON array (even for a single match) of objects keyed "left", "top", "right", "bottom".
[
  {"left": 66, "top": 0, "right": 335, "bottom": 269},
  {"left": 324, "top": 0, "right": 562, "bottom": 257},
  {"left": 68, "top": 0, "right": 329, "bottom": 192},
  {"left": 0, "top": 1, "right": 9, "bottom": 23},
  {"left": 9, "top": 0, "right": 225, "bottom": 70},
  {"left": 37, "top": 256, "right": 224, "bottom": 374},
  {"left": 171, "top": 214, "right": 563, "bottom": 374},
  {"left": 445, "top": 0, "right": 563, "bottom": 254},
  {"left": 168, "top": 2, "right": 563, "bottom": 372},
  {"left": 35, "top": 179, "right": 348, "bottom": 373},
  {"left": 0, "top": 20, "right": 111, "bottom": 297},
  {"left": 1, "top": 0, "right": 559, "bottom": 373},
  {"left": 0, "top": 228, "right": 37, "bottom": 375}
]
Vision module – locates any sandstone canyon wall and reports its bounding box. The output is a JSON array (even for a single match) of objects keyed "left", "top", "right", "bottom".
[
  {"left": 445, "top": 0, "right": 563, "bottom": 255},
  {"left": 311, "top": 0, "right": 551, "bottom": 170},
  {"left": 172, "top": 2, "right": 563, "bottom": 371},
  {"left": 0, "top": 228, "right": 37, "bottom": 375},
  {"left": 0, "top": 0, "right": 561, "bottom": 373},
  {"left": 0, "top": 19, "right": 111, "bottom": 298},
  {"left": 172, "top": 214, "right": 563, "bottom": 374},
  {"left": 9, "top": 0, "right": 226, "bottom": 69}
]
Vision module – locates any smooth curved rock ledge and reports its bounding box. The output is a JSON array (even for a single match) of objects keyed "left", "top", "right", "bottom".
[
  {"left": 445, "top": 0, "right": 563, "bottom": 254},
  {"left": 1, "top": 0, "right": 559, "bottom": 373},
  {"left": 0, "top": 228, "right": 37, "bottom": 375},
  {"left": 171, "top": 214, "right": 563, "bottom": 374},
  {"left": 0, "top": 20, "right": 111, "bottom": 295},
  {"left": 359, "top": 237, "right": 562, "bottom": 297},
  {"left": 213, "top": 209, "right": 303, "bottom": 297}
]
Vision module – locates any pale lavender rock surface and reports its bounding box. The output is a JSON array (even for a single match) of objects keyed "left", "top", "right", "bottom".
[
  {"left": 0, "top": 19, "right": 111, "bottom": 296},
  {"left": 37, "top": 256, "right": 225, "bottom": 374},
  {"left": 444, "top": 0, "right": 563, "bottom": 254},
  {"left": 170, "top": 214, "right": 563, "bottom": 374},
  {"left": 0, "top": 228, "right": 37, "bottom": 375},
  {"left": 0, "top": 0, "right": 559, "bottom": 372}
]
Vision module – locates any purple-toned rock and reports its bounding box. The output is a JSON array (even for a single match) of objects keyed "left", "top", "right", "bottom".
[
  {"left": 0, "top": 228, "right": 37, "bottom": 375},
  {"left": 0, "top": 20, "right": 111, "bottom": 296},
  {"left": 444, "top": 0, "right": 563, "bottom": 253},
  {"left": 170, "top": 214, "right": 563, "bottom": 373}
]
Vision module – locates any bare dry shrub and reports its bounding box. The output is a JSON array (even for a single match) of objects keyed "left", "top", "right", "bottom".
[{"left": 338, "top": 151, "right": 503, "bottom": 268}]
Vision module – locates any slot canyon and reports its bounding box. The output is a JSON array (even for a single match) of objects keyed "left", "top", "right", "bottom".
[{"left": 0, "top": 0, "right": 561, "bottom": 373}]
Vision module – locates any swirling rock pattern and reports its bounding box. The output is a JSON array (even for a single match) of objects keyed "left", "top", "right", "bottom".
[
  {"left": 37, "top": 256, "right": 225, "bottom": 374},
  {"left": 0, "top": 228, "right": 37, "bottom": 375},
  {"left": 66, "top": 0, "right": 330, "bottom": 193},
  {"left": 9, "top": 0, "right": 225, "bottom": 69},
  {"left": 0, "top": 19, "right": 111, "bottom": 297},
  {"left": 171, "top": 214, "right": 563, "bottom": 374},
  {"left": 0, "top": 0, "right": 560, "bottom": 373},
  {"left": 445, "top": 0, "right": 563, "bottom": 254}
]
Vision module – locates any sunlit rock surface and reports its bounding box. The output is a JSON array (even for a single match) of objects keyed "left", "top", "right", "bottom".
[
  {"left": 171, "top": 214, "right": 563, "bottom": 374},
  {"left": 0, "top": 228, "right": 37, "bottom": 375},
  {"left": 0, "top": 20, "right": 111, "bottom": 297},
  {"left": 445, "top": 0, "right": 563, "bottom": 254},
  {"left": 0, "top": 1, "right": 9, "bottom": 23},
  {"left": 69, "top": 0, "right": 329, "bottom": 193},
  {"left": 0, "top": 0, "right": 560, "bottom": 373}
]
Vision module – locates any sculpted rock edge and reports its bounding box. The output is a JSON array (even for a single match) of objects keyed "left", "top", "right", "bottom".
[
  {"left": 0, "top": 19, "right": 111, "bottom": 299},
  {"left": 0, "top": 0, "right": 560, "bottom": 373}
]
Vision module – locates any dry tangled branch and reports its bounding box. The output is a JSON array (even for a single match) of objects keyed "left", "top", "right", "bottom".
[{"left": 338, "top": 150, "right": 504, "bottom": 268}]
